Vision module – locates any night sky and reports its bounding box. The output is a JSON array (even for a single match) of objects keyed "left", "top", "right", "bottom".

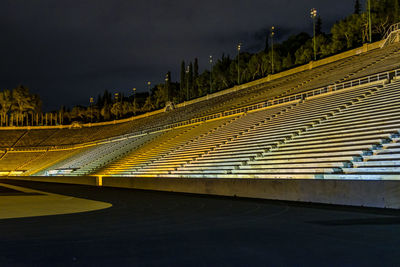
[{"left": 0, "top": 0, "right": 354, "bottom": 111}]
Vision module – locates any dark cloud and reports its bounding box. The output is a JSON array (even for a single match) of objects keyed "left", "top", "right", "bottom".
[{"left": 0, "top": 0, "right": 353, "bottom": 111}]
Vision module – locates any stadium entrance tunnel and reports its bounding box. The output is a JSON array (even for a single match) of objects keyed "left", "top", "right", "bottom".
[{"left": 2, "top": 176, "right": 400, "bottom": 210}]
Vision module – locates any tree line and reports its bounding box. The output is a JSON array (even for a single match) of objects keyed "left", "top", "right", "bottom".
[{"left": 1, "top": 0, "right": 399, "bottom": 126}]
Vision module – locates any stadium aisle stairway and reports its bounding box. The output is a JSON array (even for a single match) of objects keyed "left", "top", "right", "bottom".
[
  {"left": 33, "top": 132, "right": 158, "bottom": 176},
  {"left": 166, "top": 83, "right": 383, "bottom": 178},
  {"left": 21, "top": 150, "right": 86, "bottom": 176},
  {"left": 0, "top": 150, "right": 80, "bottom": 176},
  {"left": 320, "top": 81, "right": 400, "bottom": 180},
  {"left": 0, "top": 151, "right": 44, "bottom": 175}
]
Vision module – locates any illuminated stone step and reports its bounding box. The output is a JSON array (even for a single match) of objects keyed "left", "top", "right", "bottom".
[
  {"left": 224, "top": 135, "right": 289, "bottom": 144},
  {"left": 345, "top": 90, "right": 400, "bottom": 101},
  {"left": 239, "top": 127, "right": 309, "bottom": 138},
  {"left": 266, "top": 145, "right": 373, "bottom": 155},
  {"left": 343, "top": 101, "right": 400, "bottom": 113},
  {"left": 322, "top": 174, "right": 400, "bottom": 180},
  {"left": 312, "top": 120, "right": 400, "bottom": 133},
  {"left": 286, "top": 106, "right": 343, "bottom": 115},
  {"left": 200, "top": 153, "right": 260, "bottom": 160},
  {"left": 363, "top": 154, "right": 400, "bottom": 160},
  {"left": 167, "top": 151, "right": 210, "bottom": 158},
  {"left": 190, "top": 138, "right": 229, "bottom": 144},
  {"left": 181, "top": 141, "right": 223, "bottom": 148},
  {"left": 279, "top": 139, "right": 383, "bottom": 150},
  {"left": 342, "top": 167, "right": 400, "bottom": 173},
  {"left": 287, "top": 135, "right": 391, "bottom": 147},
  {"left": 152, "top": 156, "right": 202, "bottom": 163},
  {"left": 190, "top": 157, "right": 252, "bottom": 163},
  {"left": 374, "top": 148, "right": 400, "bottom": 154},
  {"left": 271, "top": 139, "right": 381, "bottom": 152},
  {"left": 290, "top": 133, "right": 392, "bottom": 143},
  {"left": 257, "top": 151, "right": 365, "bottom": 159},
  {"left": 344, "top": 97, "right": 400, "bottom": 110},
  {"left": 227, "top": 132, "right": 298, "bottom": 142},
  {"left": 121, "top": 173, "right": 167, "bottom": 177},
  {"left": 292, "top": 128, "right": 399, "bottom": 140},
  {"left": 239, "top": 162, "right": 348, "bottom": 169},
  {"left": 231, "top": 168, "right": 338, "bottom": 174},
  {"left": 326, "top": 105, "right": 400, "bottom": 121},
  {"left": 382, "top": 142, "right": 400, "bottom": 148},
  {"left": 152, "top": 158, "right": 199, "bottom": 165},
  {"left": 184, "top": 162, "right": 242, "bottom": 167},
  {"left": 238, "top": 120, "right": 310, "bottom": 131},
  {"left": 164, "top": 150, "right": 209, "bottom": 157},
  {"left": 165, "top": 173, "right": 317, "bottom": 179},
  {"left": 336, "top": 103, "right": 400, "bottom": 120},
  {"left": 318, "top": 113, "right": 400, "bottom": 128},
  {"left": 175, "top": 166, "right": 235, "bottom": 171},
  {"left": 246, "top": 117, "right": 317, "bottom": 128},
  {"left": 205, "top": 149, "right": 265, "bottom": 157},
  {"left": 258, "top": 115, "right": 322, "bottom": 125},
  {"left": 303, "top": 120, "right": 400, "bottom": 135},
  {"left": 133, "top": 167, "right": 176, "bottom": 172},
  {"left": 248, "top": 156, "right": 356, "bottom": 165},
  {"left": 218, "top": 142, "right": 274, "bottom": 151},
  {"left": 353, "top": 161, "right": 400, "bottom": 167},
  {"left": 194, "top": 134, "right": 233, "bottom": 140},
  {"left": 211, "top": 143, "right": 269, "bottom": 151},
  {"left": 323, "top": 111, "right": 400, "bottom": 128},
  {"left": 271, "top": 114, "right": 328, "bottom": 123},
  {"left": 171, "top": 170, "right": 229, "bottom": 174},
  {"left": 332, "top": 102, "right": 400, "bottom": 115},
  {"left": 141, "top": 162, "right": 185, "bottom": 168},
  {"left": 141, "top": 163, "right": 184, "bottom": 168}
]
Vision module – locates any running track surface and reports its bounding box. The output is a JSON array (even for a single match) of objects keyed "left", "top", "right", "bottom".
[{"left": 1, "top": 180, "right": 400, "bottom": 266}]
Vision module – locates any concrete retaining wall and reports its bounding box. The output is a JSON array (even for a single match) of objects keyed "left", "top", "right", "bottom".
[
  {"left": 1, "top": 176, "right": 97, "bottom": 186},
  {"left": 5, "top": 176, "right": 400, "bottom": 209},
  {"left": 99, "top": 177, "right": 400, "bottom": 209}
]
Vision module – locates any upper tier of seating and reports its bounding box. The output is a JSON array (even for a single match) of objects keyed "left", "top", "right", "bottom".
[{"left": 1, "top": 43, "right": 399, "bottom": 151}]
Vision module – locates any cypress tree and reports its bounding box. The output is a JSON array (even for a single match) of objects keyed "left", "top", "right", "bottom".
[
  {"left": 180, "top": 61, "right": 186, "bottom": 101},
  {"left": 188, "top": 62, "right": 193, "bottom": 100},
  {"left": 193, "top": 58, "right": 199, "bottom": 98},
  {"left": 354, "top": 0, "right": 361, "bottom": 14},
  {"left": 264, "top": 34, "right": 269, "bottom": 53},
  {"left": 166, "top": 71, "right": 171, "bottom": 101}
]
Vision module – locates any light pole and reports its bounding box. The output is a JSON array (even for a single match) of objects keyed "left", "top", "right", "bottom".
[
  {"left": 147, "top": 81, "right": 151, "bottom": 92},
  {"left": 310, "top": 8, "right": 317, "bottom": 61},
  {"left": 270, "top": 26, "right": 275, "bottom": 74},
  {"left": 237, "top": 43, "right": 241, "bottom": 85},
  {"left": 89, "top": 97, "right": 94, "bottom": 123},
  {"left": 165, "top": 73, "right": 169, "bottom": 102},
  {"left": 133, "top": 87, "right": 136, "bottom": 116},
  {"left": 186, "top": 66, "right": 189, "bottom": 101},
  {"left": 209, "top": 55, "right": 213, "bottom": 94}
]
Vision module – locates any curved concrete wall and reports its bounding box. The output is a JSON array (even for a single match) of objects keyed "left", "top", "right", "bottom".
[
  {"left": 1, "top": 176, "right": 97, "bottom": 186},
  {"left": 99, "top": 177, "right": 400, "bottom": 209},
  {"left": 4, "top": 176, "right": 400, "bottom": 209}
]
